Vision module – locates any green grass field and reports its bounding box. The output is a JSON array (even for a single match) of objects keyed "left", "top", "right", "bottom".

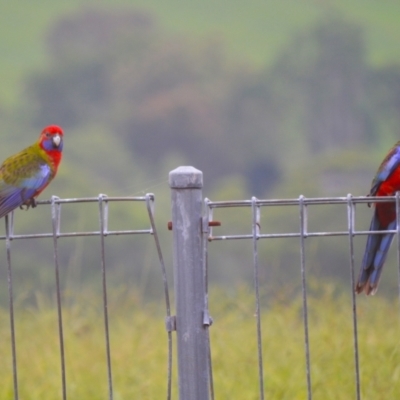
[{"left": 0, "top": 287, "right": 399, "bottom": 399}]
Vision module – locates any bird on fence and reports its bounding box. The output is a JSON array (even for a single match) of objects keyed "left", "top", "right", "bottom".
[
  {"left": 0, "top": 125, "right": 63, "bottom": 219},
  {"left": 355, "top": 141, "right": 400, "bottom": 295}
]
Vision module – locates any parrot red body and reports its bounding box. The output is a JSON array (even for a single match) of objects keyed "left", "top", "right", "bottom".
[
  {"left": 0, "top": 125, "right": 64, "bottom": 219},
  {"left": 356, "top": 141, "right": 400, "bottom": 295}
]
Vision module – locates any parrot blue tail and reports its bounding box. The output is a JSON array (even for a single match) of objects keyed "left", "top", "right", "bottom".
[{"left": 355, "top": 213, "right": 395, "bottom": 295}]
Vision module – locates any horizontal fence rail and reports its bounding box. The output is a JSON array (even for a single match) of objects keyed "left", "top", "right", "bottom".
[
  {"left": 204, "top": 194, "right": 400, "bottom": 240},
  {"left": 0, "top": 195, "right": 156, "bottom": 241}
]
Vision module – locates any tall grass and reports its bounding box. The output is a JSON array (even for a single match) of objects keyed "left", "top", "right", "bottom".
[{"left": 0, "top": 286, "right": 399, "bottom": 399}]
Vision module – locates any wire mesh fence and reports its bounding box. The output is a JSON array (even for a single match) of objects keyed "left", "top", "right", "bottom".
[
  {"left": 203, "top": 193, "right": 400, "bottom": 400},
  {"left": 1, "top": 194, "right": 172, "bottom": 400},
  {"left": 1, "top": 169, "right": 400, "bottom": 399}
]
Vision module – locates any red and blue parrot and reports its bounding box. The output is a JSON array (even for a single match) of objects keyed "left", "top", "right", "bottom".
[
  {"left": 0, "top": 125, "right": 63, "bottom": 219},
  {"left": 355, "top": 141, "right": 400, "bottom": 295}
]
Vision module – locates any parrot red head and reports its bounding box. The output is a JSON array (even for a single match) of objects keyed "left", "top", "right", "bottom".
[{"left": 39, "top": 125, "right": 64, "bottom": 152}]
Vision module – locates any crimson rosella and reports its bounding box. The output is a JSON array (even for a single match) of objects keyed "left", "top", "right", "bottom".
[
  {"left": 356, "top": 141, "right": 400, "bottom": 295},
  {"left": 0, "top": 125, "right": 63, "bottom": 219}
]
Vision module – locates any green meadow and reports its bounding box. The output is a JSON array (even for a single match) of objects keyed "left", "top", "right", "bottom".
[{"left": 0, "top": 287, "right": 399, "bottom": 399}]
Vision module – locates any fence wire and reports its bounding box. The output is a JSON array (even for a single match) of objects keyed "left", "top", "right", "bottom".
[
  {"left": 3, "top": 191, "right": 400, "bottom": 399},
  {"left": 203, "top": 194, "right": 400, "bottom": 400},
  {"left": 1, "top": 194, "right": 172, "bottom": 400}
]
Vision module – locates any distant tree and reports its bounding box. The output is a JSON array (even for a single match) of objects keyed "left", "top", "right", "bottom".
[
  {"left": 270, "top": 16, "right": 373, "bottom": 151},
  {"left": 26, "top": 10, "right": 400, "bottom": 195},
  {"left": 47, "top": 9, "right": 155, "bottom": 63},
  {"left": 25, "top": 8, "right": 281, "bottom": 190},
  {"left": 26, "top": 9, "right": 157, "bottom": 129}
]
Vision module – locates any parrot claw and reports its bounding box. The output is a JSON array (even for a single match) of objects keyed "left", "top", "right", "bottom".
[{"left": 20, "top": 198, "right": 37, "bottom": 211}]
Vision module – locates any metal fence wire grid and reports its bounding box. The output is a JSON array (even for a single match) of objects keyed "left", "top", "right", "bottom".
[
  {"left": 1, "top": 167, "right": 400, "bottom": 400},
  {"left": 1, "top": 194, "right": 172, "bottom": 400},
  {"left": 203, "top": 192, "right": 400, "bottom": 400}
]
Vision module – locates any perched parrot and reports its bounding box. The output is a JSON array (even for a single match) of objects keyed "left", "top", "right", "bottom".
[
  {"left": 355, "top": 141, "right": 400, "bottom": 295},
  {"left": 0, "top": 125, "right": 63, "bottom": 219}
]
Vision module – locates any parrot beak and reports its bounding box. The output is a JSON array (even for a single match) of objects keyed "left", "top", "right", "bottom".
[{"left": 52, "top": 134, "right": 62, "bottom": 148}]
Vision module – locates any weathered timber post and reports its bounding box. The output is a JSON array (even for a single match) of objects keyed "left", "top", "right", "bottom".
[{"left": 169, "top": 166, "right": 209, "bottom": 400}]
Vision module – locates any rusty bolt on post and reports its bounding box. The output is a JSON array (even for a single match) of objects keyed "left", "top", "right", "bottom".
[{"left": 167, "top": 220, "right": 221, "bottom": 230}]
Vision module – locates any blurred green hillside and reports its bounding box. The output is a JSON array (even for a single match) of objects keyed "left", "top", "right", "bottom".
[
  {"left": 0, "top": 1, "right": 400, "bottom": 297},
  {"left": 1, "top": 0, "right": 400, "bottom": 106}
]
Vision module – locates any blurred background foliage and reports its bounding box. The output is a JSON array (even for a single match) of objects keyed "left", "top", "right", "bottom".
[{"left": 1, "top": 1, "right": 400, "bottom": 301}]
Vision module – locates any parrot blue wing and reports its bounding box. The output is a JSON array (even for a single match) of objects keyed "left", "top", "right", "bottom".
[{"left": 0, "top": 164, "right": 52, "bottom": 218}]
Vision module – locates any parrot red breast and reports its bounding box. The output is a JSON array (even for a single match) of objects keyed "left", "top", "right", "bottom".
[
  {"left": 355, "top": 140, "right": 400, "bottom": 295},
  {"left": 0, "top": 125, "right": 63, "bottom": 218}
]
